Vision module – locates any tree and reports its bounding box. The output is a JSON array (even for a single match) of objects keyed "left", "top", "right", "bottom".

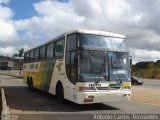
[{"left": 13, "top": 48, "right": 24, "bottom": 75}]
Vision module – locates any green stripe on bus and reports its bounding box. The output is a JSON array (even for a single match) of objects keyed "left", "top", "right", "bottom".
[
  {"left": 109, "top": 83, "right": 122, "bottom": 87},
  {"left": 40, "top": 60, "right": 55, "bottom": 92}
]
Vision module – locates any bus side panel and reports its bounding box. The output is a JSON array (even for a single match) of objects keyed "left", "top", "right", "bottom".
[
  {"left": 35, "top": 61, "right": 45, "bottom": 89},
  {"left": 48, "top": 59, "right": 65, "bottom": 95},
  {"left": 23, "top": 59, "right": 60, "bottom": 93},
  {"left": 39, "top": 59, "right": 55, "bottom": 92},
  {"left": 23, "top": 71, "right": 27, "bottom": 84},
  {"left": 23, "top": 62, "right": 44, "bottom": 89},
  {"left": 48, "top": 59, "right": 77, "bottom": 103}
]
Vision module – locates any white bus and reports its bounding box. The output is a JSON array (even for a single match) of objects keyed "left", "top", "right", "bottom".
[{"left": 23, "top": 29, "right": 131, "bottom": 104}]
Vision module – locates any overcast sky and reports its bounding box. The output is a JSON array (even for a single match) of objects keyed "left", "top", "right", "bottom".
[{"left": 0, "top": 0, "right": 160, "bottom": 63}]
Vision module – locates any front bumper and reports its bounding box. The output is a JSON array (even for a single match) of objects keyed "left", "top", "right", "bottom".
[{"left": 76, "top": 90, "right": 131, "bottom": 104}]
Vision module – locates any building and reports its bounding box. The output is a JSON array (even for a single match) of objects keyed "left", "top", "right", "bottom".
[
  {"left": 0, "top": 61, "right": 14, "bottom": 70},
  {"left": 0, "top": 56, "right": 23, "bottom": 70}
]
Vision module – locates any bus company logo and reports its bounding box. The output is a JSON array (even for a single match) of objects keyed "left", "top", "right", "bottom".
[
  {"left": 30, "top": 64, "right": 39, "bottom": 70},
  {"left": 89, "top": 83, "right": 101, "bottom": 87},
  {"left": 56, "top": 63, "right": 63, "bottom": 71}
]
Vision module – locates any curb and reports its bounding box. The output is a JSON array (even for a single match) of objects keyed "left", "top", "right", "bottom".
[
  {"left": 0, "top": 73, "right": 23, "bottom": 79},
  {"left": 1, "top": 88, "right": 10, "bottom": 120}
]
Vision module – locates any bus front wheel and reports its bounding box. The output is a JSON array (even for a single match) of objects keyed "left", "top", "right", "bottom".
[{"left": 56, "top": 82, "right": 64, "bottom": 103}]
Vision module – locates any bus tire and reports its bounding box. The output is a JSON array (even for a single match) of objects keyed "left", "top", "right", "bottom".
[
  {"left": 28, "top": 77, "right": 33, "bottom": 91},
  {"left": 56, "top": 82, "right": 64, "bottom": 103},
  {"left": 27, "top": 77, "right": 29, "bottom": 85}
]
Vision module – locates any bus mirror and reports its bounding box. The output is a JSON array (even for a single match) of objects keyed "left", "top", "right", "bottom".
[
  {"left": 129, "top": 56, "right": 132, "bottom": 68},
  {"left": 74, "top": 54, "right": 78, "bottom": 68}
]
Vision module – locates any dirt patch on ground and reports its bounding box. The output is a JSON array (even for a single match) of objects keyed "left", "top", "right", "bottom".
[
  {"left": 0, "top": 70, "right": 23, "bottom": 78},
  {"left": 131, "top": 86, "right": 160, "bottom": 105}
]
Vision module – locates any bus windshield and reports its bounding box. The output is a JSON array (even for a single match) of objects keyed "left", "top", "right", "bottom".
[
  {"left": 108, "top": 52, "right": 130, "bottom": 82},
  {"left": 79, "top": 34, "right": 126, "bottom": 50},
  {"left": 79, "top": 51, "right": 130, "bottom": 82}
]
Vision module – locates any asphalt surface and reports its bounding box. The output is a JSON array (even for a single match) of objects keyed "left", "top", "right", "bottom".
[
  {"left": 0, "top": 75, "right": 160, "bottom": 120},
  {"left": 141, "top": 79, "right": 160, "bottom": 89}
]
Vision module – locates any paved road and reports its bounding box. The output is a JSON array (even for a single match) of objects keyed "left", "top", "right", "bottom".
[
  {"left": 0, "top": 75, "right": 160, "bottom": 120},
  {"left": 141, "top": 79, "right": 160, "bottom": 89}
]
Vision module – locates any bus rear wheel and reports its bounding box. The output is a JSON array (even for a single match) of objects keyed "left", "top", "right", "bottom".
[
  {"left": 28, "top": 78, "right": 33, "bottom": 91},
  {"left": 56, "top": 83, "right": 64, "bottom": 103}
]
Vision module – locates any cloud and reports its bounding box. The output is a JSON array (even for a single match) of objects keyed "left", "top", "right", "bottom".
[
  {"left": 130, "top": 48, "right": 160, "bottom": 64},
  {"left": 1, "top": 0, "right": 160, "bottom": 63},
  {"left": 0, "top": 45, "right": 29, "bottom": 57},
  {"left": 0, "top": 20, "right": 19, "bottom": 43},
  {"left": 0, "top": 2, "right": 22, "bottom": 56},
  {"left": 0, "top": 0, "right": 10, "bottom": 4},
  {"left": 0, "top": 5, "right": 13, "bottom": 20},
  {"left": 0, "top": 4, "right": 20, "bottom": 45},
  {"left": 0, "top": 46, "right": 15, "bottom": 56},
  {"left": 15, "top": 0, "right": 85, "bottom": 39}
]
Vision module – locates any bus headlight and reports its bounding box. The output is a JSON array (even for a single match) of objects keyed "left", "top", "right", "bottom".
[
  {"left": 84, "top": 95, "right": 94, "bottom": 102},
  {"left": 121, "top": 86, "right": 131, "bottom": 89}
]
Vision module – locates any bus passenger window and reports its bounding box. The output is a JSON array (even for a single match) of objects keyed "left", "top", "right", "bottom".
[
  {"left": 40, "top": 46, "right": 46, "bottom": 59},
  {"left": 30, "top": 50, "right": 34, "bottom": 60},
  {"left": 66, "top": 52, "right": 71, "bottom": 80},
  {"left": 65, "top": 51, "right": 77, "bottom": 85},
  {"left": 67, "top": 34, "right": 77, "bottom": 51},
  {"left": 55, "top": 40, "right": 64, "bottom": 57},
  {"left": 24, "top": 52, "right": 29, "bottom": 62},
  {"left": 47, "top": 43, "right": 54, "bottom": 58},
  {"left": 34, "top": 48, "right": 40, "bottom": 60}
]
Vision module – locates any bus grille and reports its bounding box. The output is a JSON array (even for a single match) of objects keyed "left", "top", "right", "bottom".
[
  {"left": 110, "top": 87, "right": 121, "bottom": 90},
  {"left": 96, "top": 87, "right": 121, "bottom": 90},
  {"left": 96, "top": 87, "right": 109, "bottom": 90}
]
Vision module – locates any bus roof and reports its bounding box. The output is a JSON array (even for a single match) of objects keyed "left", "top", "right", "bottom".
[
  {"left": 67, "top": 29, "right": 126, "bottom": 38},
  {"left": 25, "top": 29, "right": 126, "bottom": 52}
]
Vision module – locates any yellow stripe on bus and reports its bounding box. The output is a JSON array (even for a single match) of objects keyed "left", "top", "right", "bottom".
[{"left": 122, "top": 82, "right": 131, "bottom": 87}]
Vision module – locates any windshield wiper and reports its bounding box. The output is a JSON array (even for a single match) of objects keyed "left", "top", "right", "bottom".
[
  {"left": 117, "top": 78, "right": 122, "bottom": 84},
  {"left": 95, "top": 76, "right": 103, "bottom": 84}
]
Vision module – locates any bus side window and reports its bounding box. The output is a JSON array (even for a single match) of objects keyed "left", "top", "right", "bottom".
[
  {"left": 66, "top": 52, "right": 77, "bottom": 85},
  {"left": 47, "top": 43, "right": 54, "bottom": 58},
  {"left": 65, "top": 34, "right": 77, "bottom": 85},
  {"left": 40, "top": 46, "right": 46, "bottom": 59},
  {"left": 66, "top": 52, "right": 71, "bottom": 80},
  {"left": 55, "top": 40, "right": 64, "bottom": 57},
  {"left": 67, "top": 34, "right": 77, "bottom": 51},
  {"left": 34, "top": 48, "right": 40, "bottom": 60},
  {"left": 24, "top": 52, "right": 29, "bottom": 62},
  {"left": 71, "top": 52, "right": 77, "bottom": 84},
  {"left": 30, "top": 50, "right": 34, "bottom": 60}
]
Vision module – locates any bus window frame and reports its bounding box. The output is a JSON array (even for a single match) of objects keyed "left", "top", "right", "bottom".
[
  {"left": 29, "top": 50, "right": 34, "bottom": 61},
  {"left": 55, "top": 38, "right": 65, "bottom": 58},
  {"left": 34, "top": 48, "right": 40, "bottom": 60},
  {"left": 40, "top": 45, "right": 46, "bottom": 60},
  {"left": 46, "top": 42, "right": 54, "bottom": 59},
  {"left": 24, "top": 51, "right": 30, "bottom": 62},
  {"left": 65, "top": 33, "right": 78, "bottom": 85}
]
